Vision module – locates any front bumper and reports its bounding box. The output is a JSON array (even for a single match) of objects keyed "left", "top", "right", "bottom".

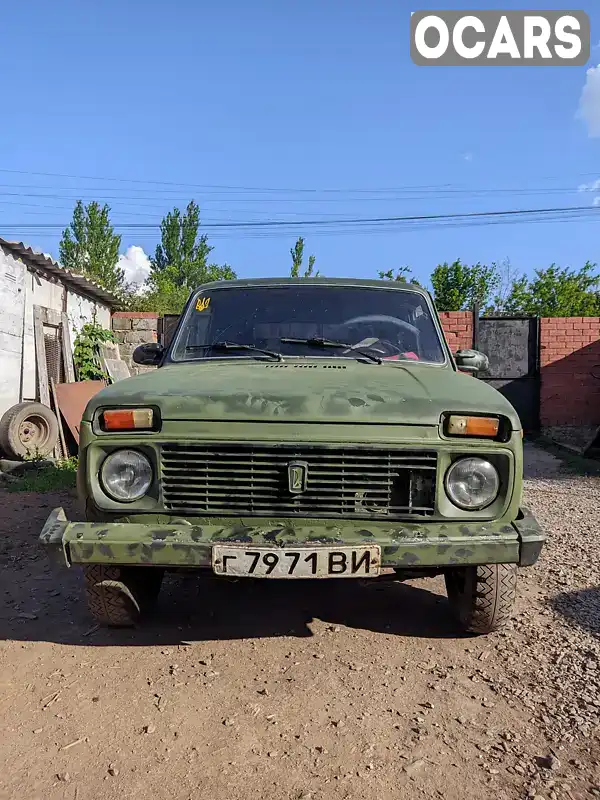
[{"left": 39, "top": 507, "right": 545, "bottom": 570}]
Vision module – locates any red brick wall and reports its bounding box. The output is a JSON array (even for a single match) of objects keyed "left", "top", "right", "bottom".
[
  {"left": 112, "top": 312, "right": 159, "bottom": 319},
  {"left": 540, "top": 317, "right": 600, "bottom": 426},
  {"left": 439, "top": 311, "right": 473, "bottom": 352}
]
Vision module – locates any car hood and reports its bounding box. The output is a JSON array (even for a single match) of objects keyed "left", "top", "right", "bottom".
[{"left": 85, "top": 360, "right": 521, "bottom": 428}]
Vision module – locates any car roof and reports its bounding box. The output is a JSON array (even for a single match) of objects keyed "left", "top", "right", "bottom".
[{"left": 193, "top": 276, "right": 429, "bottom": 296}]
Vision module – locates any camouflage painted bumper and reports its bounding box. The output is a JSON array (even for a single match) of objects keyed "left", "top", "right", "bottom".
[{"left": 39, "top": 507, "right": 545, "bottom": 570}]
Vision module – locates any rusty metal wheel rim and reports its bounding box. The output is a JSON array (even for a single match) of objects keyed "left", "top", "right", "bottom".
[{"left": 17, "top": 414, "right": 51, "bottom": 450}]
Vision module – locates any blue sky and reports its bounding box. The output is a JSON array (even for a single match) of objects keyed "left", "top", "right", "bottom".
[{"left": 1, "top": 0, "right": 599, "bottom": 289}]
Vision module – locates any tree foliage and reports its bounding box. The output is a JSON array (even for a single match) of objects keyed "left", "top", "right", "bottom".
[
  {"left": 431, "top": 259, "right": 499, "bottom": 311},
  {"left": 137, "top": 200, "right": 236, "bottom": 314},
  {"left": 501, "top": 262, "right": 600, "bottom": 317},
  {"left": 58, "top": 197, "right": 600, "bottom": 322},
  {"left": 487, "top": 258, "right": 519, "bottom": 314},
  {"left": 425, "top": 257, "right": 600, "bottom": 316},
  {"left": 378, "top": 266, "right": 420, "bottom": 285},
  {"left": 290, "top": 236, "right": 318, "bottom": 277},
  {"left": 59, "top": 201, "right": 123, "bottom": 294}
]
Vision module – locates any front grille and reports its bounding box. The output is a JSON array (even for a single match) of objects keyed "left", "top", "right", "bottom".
[{"left": 161, "top": 444, "right": 437, "bottom": 519}]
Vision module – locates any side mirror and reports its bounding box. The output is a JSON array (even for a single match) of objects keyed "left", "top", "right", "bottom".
[
  {"left": 454, "top": 348, "right": 489, "bottom": 374},
  {"left": 132, "top": 342, "right": 164, "bottom": 366}
]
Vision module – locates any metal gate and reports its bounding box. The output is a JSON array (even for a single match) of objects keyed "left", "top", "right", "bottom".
[
  {"left": 475, "top": 316, "right": 540, "bottom": 432},
  {"left": 158, "top": 314, "right": 181, "bottom": 349}
]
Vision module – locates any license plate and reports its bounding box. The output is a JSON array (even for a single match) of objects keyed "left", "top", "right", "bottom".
[{"left": 212, "top": 545, "right": 381, "bottom": 579}]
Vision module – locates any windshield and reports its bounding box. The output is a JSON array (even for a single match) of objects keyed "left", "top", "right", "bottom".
[{"left": 170, "top": 285, "right": 447, "bottom": 364}]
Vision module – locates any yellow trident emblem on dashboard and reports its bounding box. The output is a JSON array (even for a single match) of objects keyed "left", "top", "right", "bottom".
[{"left": 196, "top": 296, "right": 211, "bottom": 312}]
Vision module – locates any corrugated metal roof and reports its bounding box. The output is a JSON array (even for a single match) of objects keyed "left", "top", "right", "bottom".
[{"left": 0, "top": 237, "right": 120, "bottom": 306}]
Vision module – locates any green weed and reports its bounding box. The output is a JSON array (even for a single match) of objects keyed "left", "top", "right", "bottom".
[{"left": 5, "top": 457, "right": 78, "bottom": 493}]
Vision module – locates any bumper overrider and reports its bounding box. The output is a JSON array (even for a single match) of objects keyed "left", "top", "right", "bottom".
[{"left": 39, "top": 507, "right": 545, "bottom": 570}]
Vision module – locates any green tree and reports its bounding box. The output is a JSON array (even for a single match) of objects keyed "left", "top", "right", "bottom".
[
  {"left": 487, "top": 258, "right": 519, "bottom": 314},
  {"left": 139, "top": 200, "right": 236, "bottom": 314},
  {"left": 431, "top": 259, "right": 499, "bottom": 311},
  {"left": 378, "top": 266, "right": 420, "bottom": 285},
  {"left": 290, "top": 236, "right": 318, "bottom": 277},
  {"left": 59, "top": 201, "right": 123, "bottom": 294},
  {"left": 502, "top": 262, "right": 600, "bottom": 317}
]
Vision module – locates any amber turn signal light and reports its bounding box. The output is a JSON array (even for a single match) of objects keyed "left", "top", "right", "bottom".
[
  {"left": 447, "top": 415, "right": 500, "bottom": 438},
  {"left": 102, "top": 408, "right": 154, "bottom": 431}
]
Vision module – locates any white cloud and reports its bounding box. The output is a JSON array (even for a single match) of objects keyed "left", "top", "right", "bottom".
[
  {"left": 577, "top": 178, "right": 600, "bottom": 192},
  {"left": 117, "top": 245, "right": 151, "bottom": 291},
  {"left": 577, "top": 178, "right": 600, "bottom": 206},
  {"left": 578, "top": 64, "right": 600, "bottom": 137},
  {"left": 462, "top": 152, "right": 473, "bottom": 162}
]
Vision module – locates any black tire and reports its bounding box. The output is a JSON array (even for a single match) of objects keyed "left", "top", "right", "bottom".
[
  {"left": 445, "top": 563, "right": 517, "bottom": 634},
  {"left": 0, "top": 401, "right": 59, "bottom": 460},
  {"left": 83, "top": 564, "right": 164, "bottom": 627}
]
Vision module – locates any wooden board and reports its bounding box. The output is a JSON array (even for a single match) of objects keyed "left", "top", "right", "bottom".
[
  {"left": 99, "top": 342, "right": 121, "bottom": 361},
  {"left": 33, "top": 306, "right": 50, "bottom": 407},
  {"left": 50, "top": 378, "right": 68, "bottom": 459},
  {"left": 103, "top": 358, "right": 131, "bottom": 383},
  {"left": 99, "top": 342, "right": 131, "bottom": 383},
  {"left": 37, "top": 306, "right": 62, "bottom": 327},
  {"left": 61, "top": 313, "right": 76, "bottom": 383},
  {"left": 53, "top": 380, "right": 106, "bottom": 444}
]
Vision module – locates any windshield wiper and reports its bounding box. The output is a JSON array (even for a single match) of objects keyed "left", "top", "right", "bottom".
[
  {"left": 185, "top": 341, "right": 284, "bottom": 361},
  {"left": 280, "top": 337, "right": 382, "bottom": 364}
]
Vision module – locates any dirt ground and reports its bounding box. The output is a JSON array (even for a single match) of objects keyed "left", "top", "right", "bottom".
[{"left": 1, "top": 442, "right": 599, "bottom": 800}]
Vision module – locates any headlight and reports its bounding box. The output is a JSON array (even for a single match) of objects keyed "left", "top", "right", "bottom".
[
  {"left": 101, "top": 449, "right": 152, "bottom": 502},
  {"left": 445, "top": 457, "right": 499, "bottom": 510}
]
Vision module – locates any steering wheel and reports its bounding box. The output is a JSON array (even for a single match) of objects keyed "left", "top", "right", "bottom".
[
  {"left": 349, "top": 337, "right": 403, "bottom": 358},
  {"left": 341, "top": 314, "right": 420, "bottom": 336}
]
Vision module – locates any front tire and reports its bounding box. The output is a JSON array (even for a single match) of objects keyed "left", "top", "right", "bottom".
[
  {"left": 83, "top": 565, "right": 164, "bottom": 627},
  {"left": 445, "top": 563, "right": 517, "bottom": 634}
]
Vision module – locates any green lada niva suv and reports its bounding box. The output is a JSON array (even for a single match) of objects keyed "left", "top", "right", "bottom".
[{"left": 40, "top": 278, "right": 545, "bottom": 634}]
